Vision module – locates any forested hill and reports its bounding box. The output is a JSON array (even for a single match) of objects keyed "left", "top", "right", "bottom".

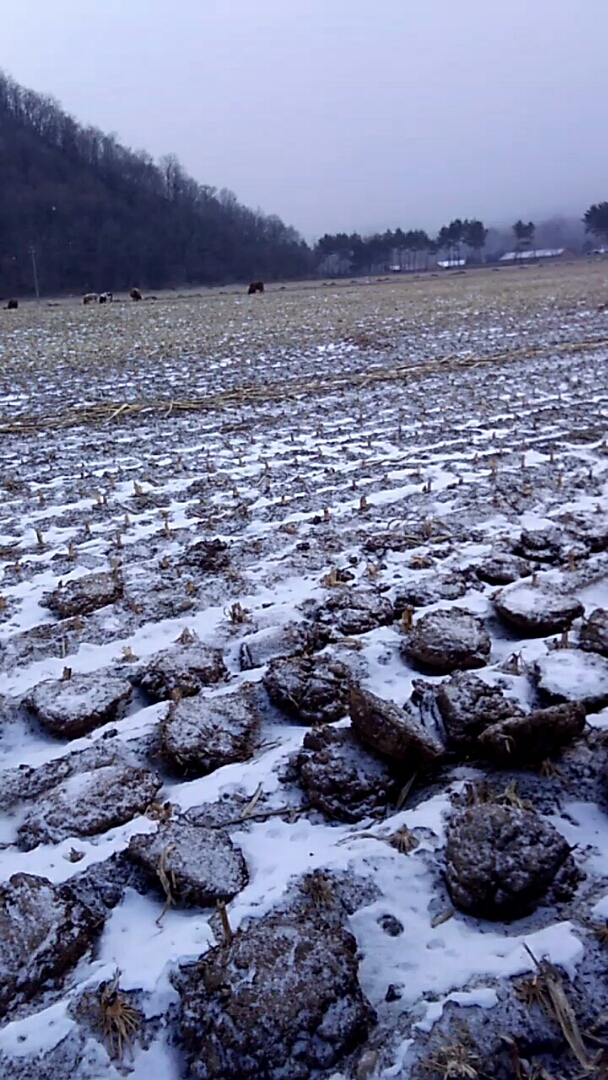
[{"left": 0, "top": 70, "right": 312, "bottom": 296}]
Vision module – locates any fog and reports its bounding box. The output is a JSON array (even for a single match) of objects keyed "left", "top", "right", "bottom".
[{"left": 3, "top": 0, "right": 606, "bottom": 238}]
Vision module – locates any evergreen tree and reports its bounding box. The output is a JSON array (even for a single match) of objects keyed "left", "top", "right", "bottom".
[{"left": 583, "top": 203, "right": 608, "bottom": 247}]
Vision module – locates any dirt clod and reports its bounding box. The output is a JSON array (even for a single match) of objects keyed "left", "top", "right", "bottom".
[
  {"left": 349, "top": 685, "right": 445, "bottom": 766},
  {"left": 445, "top": 804, "right": 574, "bottom": 918},
  {"left": 135, "top": 642, "right": 227, "bottom": 700},
  {"left": 263, "top": 653, "right": 353, "bottom": 724},
  {"left": 128, "top": 820, "right": 248, "bottom": 907},
  {"left": 42, "top": 571, "right": 123, "bottom": 618},
  {"left": 177, "top": 906, "right": 375, "bottom": 1079},
  {"left": 17, "top": 764, "right": 162, "bottom": 849},
  {"left": 161, "top": 685, "right": 260, "bottom": 775},
  {"left": 24, "top": 671, "right": 132, "bottom": 739},
  {"left": 0, "top": 873, "right": 98, "bottom": 1016},
  {"left": 291, "top": 724, "right": 398, "bottom": 821},
  {"left": 403, "top": 608, "right": 491, "bottom": 673}
]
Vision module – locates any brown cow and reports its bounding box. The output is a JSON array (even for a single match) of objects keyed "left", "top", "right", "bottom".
[
  {"left": 83, "top": 293, "right": 98, "bottom": 305},
  {"left": 248, "top": 280, "right": 264, "bottom": 295},
  {"left": 130, "top": 287, "right": 143, "bottom": 301},
  {"left": 6, "top": 299, "right": 18, "bottom": 310}
]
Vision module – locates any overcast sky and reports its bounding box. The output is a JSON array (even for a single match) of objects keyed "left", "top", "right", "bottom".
[{"left": 2, "top": 0, "right": 606, "bottom": 239}]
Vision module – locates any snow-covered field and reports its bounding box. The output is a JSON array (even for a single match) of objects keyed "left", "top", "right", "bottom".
[{"left": 1, "top": 264, "right": 608, "bottom": 1079}]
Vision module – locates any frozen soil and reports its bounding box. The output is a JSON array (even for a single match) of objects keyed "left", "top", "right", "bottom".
[{"left": 1, "top": 265, "right": 608, "bottom": 1077}]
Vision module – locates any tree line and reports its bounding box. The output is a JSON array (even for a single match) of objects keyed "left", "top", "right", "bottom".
[
  {"left": 0, "top": 70, "right": 312, "bottom": 296},
  {"left": 316, "top": 219, "right": 499, "bottom": 275},
  {"left": 315, "top": 210, "right": 608, "bottom": 276}
]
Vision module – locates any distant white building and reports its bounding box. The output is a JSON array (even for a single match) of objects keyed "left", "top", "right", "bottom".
[
  {"left": 437, "top": 258, "right": 466, "bottom": 269},
  {"left": 500, "top": 248, "right": 568, "bottom": 262}
]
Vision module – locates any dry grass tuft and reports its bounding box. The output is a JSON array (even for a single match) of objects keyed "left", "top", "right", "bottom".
[
  {"left": 514, "top": 972, "right": 550, "bottom": 1011},
  {"left": 155, "top": 842, "right": 177, "bottom": 925},
  {"left": 538, "top": 758, "right": 562, "bottom": 779},
  {"left": 226, "top": 601, "right": 249, "bottom": 624},
  {"left": 217, "top": 899, "right": 233, "bottom": 945},
  {"left": 96, "top": 970, "right": 142, "bottom": 1061},
  {"left": 494, "top": 780, "right": 532, "bottom": 811},
  {"left": 387, "top": 825, "right": 420, "bottom": 854},
  {"left": 418, "top": 1033, "right": 481, "bottom": 1079},
  {"left": 521, "top": 947, "right": 594, "bottom": 1071},
  {"left": 300, "top": 869, "right": 335, "bottom": 907},
  {"left": 146, "top": 800, "right": 173, "bottom": 823}
]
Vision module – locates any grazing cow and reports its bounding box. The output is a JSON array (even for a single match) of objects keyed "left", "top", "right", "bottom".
[
  {"left": 6, "top": 299, "right": 18, "bottom": 310},
  {"left": 83, "top": 293, "right": 98, "bottom": 305},
  {"left": 247, "top": 280, "right": 264, "bottom": 295},
  {"left": 98, "top": 292, "right": 113, "bottom": 304},
  {"left": 130, "top": 287, "right": 143, "bottom": 301}
]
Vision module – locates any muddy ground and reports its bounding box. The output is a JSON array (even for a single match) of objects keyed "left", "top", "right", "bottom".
[{"left": 1, "top": 263, "right": 608, "bottom": 1079}]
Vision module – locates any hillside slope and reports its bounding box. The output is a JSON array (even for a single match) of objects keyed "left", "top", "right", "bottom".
[{"left": 0, "top": 70, "right": 311, "bottom": 296}]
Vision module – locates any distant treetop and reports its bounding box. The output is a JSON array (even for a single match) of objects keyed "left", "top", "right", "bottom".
[{"left": 584, "top": 203, "right": 608, "bottom": 246}]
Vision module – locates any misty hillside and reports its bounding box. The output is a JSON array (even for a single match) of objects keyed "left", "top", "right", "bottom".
[{"left": 0, "top": 70, "right": 312, "bottom": 297}]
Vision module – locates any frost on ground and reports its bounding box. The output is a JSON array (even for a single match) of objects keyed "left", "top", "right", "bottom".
[{"left": 1, "top": 264, "right": 608, "bottom": 1078}]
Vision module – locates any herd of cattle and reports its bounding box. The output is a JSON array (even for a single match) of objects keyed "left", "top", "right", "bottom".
[
  {"left": 83, "top": 291, "right": 114, "bottom": 305},
  {"left": 83, "top": 288, "right": 141, "bottom": 304},
  {"left": 3, "top": 282, "right": 265, "bottom": 311}
]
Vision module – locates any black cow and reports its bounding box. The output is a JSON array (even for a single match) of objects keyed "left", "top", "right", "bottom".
[{"left": 248, "top": 280, "right": 264, "bottom": 295}]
